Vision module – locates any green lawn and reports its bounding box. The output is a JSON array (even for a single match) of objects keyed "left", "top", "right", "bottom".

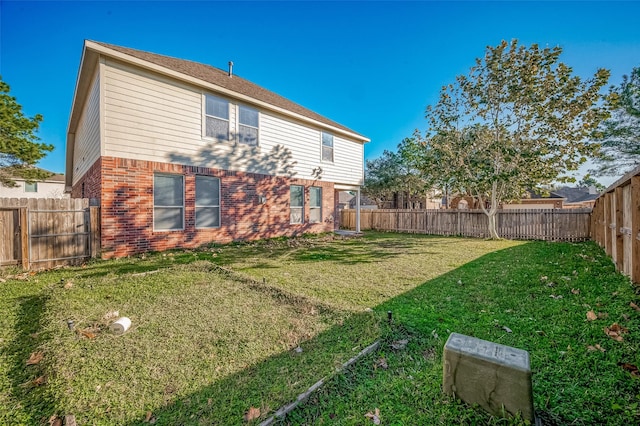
[{"left": 1, "top": 232, "right": 638, "bottom": 425}]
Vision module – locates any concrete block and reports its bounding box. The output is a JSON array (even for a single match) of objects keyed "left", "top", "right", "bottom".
[{"left": 443, "top": 333, "right": 534, "bottom": 422}]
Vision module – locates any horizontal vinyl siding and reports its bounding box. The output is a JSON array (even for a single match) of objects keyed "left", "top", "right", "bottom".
[
  {"left": 72, "top": 71, "right": 101, "bottom": 185},
  {"left": 326, "top": 134, "right": 364, "bottom": 184},
  {"left": 260, "top": 112, "right": 364, "bottom": 185},
  {"left": 102, "top": 59, "right": 364, "bottom": 185},
  {"left": 103, "top": 59, "right": 203, "bottom": 161}
]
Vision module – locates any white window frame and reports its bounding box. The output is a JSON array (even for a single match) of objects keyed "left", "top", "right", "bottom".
[
  {"left": 290, "top": 185, "right": 304, "bottom": 224},
  {"left": 24, "top": 182, "right": 38, "bottom": 193},
  {"left": 237, "top": 105, "right": 259, "bottom": 146},
  {"left": 153, "top": 173, "right": 185, "bottom": 231},
  {"left": 309, "top": 186, "right": 322, "bottom": 223},
  {"left": 321, "top": 132, "right": 334, "bottom": 163},
  {"left": 195, "top": 175, "right": 221, "bottom": 229},
  {"left": 204, "top": 94, "right": 230, "bottom": 141}
]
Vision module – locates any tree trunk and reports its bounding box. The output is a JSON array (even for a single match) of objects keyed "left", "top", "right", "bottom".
[
  {"left": 476, "top": 182, "right": 502, "bottom": 239},
  {"left": 486, "top": 209, "right": 500, "bottom": 239}
]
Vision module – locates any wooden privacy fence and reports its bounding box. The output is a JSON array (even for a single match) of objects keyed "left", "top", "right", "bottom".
[
  {"left": 341, "top": 208, "right": 592, "bottom": 242},
  {"left": 0, "top": 198, "right": 100, "bottom": 270},
  {"left": 591, "top": 166, "right": 640, "bottom": 284}
]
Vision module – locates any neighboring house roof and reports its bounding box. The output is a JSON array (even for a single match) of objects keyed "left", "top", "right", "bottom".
[
  {"left": 552, "top": 187, "right": 599, "bottom": 204},
  {"left": 525, "top": 189, "right": 565, "bottom": 200},
  {"left": 0, "top": 167, "right": 64, "bottom": 184},
  {"left": 338, "top": 192, "right": 355, "bottom": 204}
]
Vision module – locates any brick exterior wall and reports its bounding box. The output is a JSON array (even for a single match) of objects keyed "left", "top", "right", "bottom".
[
  {"left": 70, "top": 157, "right": 102, "bottom": 202},
  {"left": 73, "top": 156, "right": 336, "bottom": 258}
]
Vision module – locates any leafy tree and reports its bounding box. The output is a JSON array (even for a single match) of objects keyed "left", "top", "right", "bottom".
[
  {"left": 577, "top": 174, "right": 606, "bottom": 192},
  {"left": 363, "top": 140, "right": 432, "bottom": 209},
  {"left": 417, "top": 40, "right": 610, "bottom": 238},
  {"left": 0, "top": 76, "right": 53, "bottom": 186},
  {"left": 592, "top": 67, "right": 640, "bottom": 177},
  {"left": 362, "top": 150, "right": 404, "bottom": 208}
]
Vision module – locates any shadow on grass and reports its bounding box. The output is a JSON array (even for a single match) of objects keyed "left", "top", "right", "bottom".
[
  {"left": 22, "top": 237, "right": 631, "bottom": 424},
  {"left": 125, "top": 310, "right": 384, "bottom": 425},
  {"left": 117, "top": 242, "right": 534, "bottom": 425},
  {"left": 6, "top": 294, "right": 54, "bottom": 424},
  {"left": 214, "top": 233, "right": 460, "bottom": 267},
  {"left": 118, "top": 240, "right": 636, "bottom": 425},
  {"left": 63, "top": 251, "right": 212, "bottom": 279}
]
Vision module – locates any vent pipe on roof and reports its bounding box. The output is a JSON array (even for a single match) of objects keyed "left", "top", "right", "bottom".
[{"left": 228, "top": 61, "right": 234, "bottom": 77}]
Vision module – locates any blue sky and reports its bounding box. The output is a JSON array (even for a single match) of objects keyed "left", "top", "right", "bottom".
[{"left": 2, "top": 1, "right": 640, "bottom": 185}]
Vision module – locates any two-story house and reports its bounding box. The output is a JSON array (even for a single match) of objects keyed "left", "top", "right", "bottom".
[{"left": 65, "top": 41, "right": 369, "bottom": 258}]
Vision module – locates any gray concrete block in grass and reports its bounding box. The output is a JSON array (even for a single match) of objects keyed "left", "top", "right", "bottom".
[{"left": 443, "top": 332, "right": 534, "bottom": 422}]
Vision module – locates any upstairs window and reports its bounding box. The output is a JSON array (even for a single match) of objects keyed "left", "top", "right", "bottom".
[
  {"left": 238, "top": 106, "right": 259, "bottom": 146},
  {"left": 322, "top": 132, "right": 333, "bottom": 162},
  {"left": 205, "top": 95, "right": 230, "bottom": 141},
  {"left": 154, "top": 174, "right": 184, "bottom": 231},
  {"left": 25, "top": 182, "right": 38, "bottom": 193},
  {"left": 290, "top": 185, "right": 304, "bottom": 224},
  {"left": 196, "top": 176, "right": 221, "bottom": 228},
  {"left": 310, "top": 187, "right": 322, "bottom": 223}
]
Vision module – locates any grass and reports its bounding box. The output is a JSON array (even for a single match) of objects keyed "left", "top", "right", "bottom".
[{"left": 1, "top": 232, "right": 639, "bottom": 425}]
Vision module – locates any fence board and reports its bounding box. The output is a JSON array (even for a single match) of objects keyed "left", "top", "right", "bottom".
[
  {"left": 0, "top": 198, "right": 98, "bottom": 269},
  {"left": 340, "top": 208, "right": 591, "bottom": 242}
]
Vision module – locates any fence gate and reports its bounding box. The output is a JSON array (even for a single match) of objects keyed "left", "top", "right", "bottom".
[
  {"left": 0, "top": 207, "right": 27, "bottom": 267},
  {"left": 0, "top": 198, "right": 100, "bottom": 270}
]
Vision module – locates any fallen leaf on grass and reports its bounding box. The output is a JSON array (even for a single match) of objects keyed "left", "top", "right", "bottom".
[
  {"left": 48, "top": 415, "right": 62, "bottom": 426},
  {"left": 618, "top": 362, "right": 640, "bottom": 378},
  {"left": 391, "top": 339, "right": 408, "bottom": 350},
  {"left": 365, "top": 408, "right": 381, "bottom": 424},
  {"left": 597, "top": 312, "right": 609, "bottom": 319},
  {"left": 63, "top": 280, "right": 73, "bottom": 289},
  {"left": 374, "top": 357, "right": 388, "bottom": 370},
  {"left": 623, "top": 313, "right": 631, "bottom": 321},
  {"left": 571, "top": 288, "right": 580, "bottom": 295},
  {"left": 631, "top": 302, "right": 640, "bottom": 312},
  {"left": 26, "top": 351, "right": 43, "bottom": 366},
  {"left": 78, "top": 329, "right": 96, "bottom": 339},
  {"left": 587, "top": 344, "right": 605, "bottom": 352},
  {"left": 604, "top": 323, "right": 628, "bottom": 342},
  {"left": 502, "top": 326, "right": 513, "bottom": 333},
  {"left": 586, "top": 310, "right": 597, "bottom": 321},
  {"left": 21, "top": 375, "right": 46, "bottom": 388},
  {"left": 144, "top": 411, "right": 156, "bottom": 423},
  {"left": 244, "top": 407, "right": 261, "bottom": 421}
]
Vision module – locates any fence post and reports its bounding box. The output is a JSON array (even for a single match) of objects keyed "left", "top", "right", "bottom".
[
  {"left": 604, "top": 194, "right": 612, "bottom": 256},
  {"left": 90, "top": 206, "right": 100, "bottom": 258},
  {"left": 19, "top": 207, "right": 29, "bottom": 270},
  {"left": 632, "top": 177, "right": 640, "bottom": 284},
  {"left": 615, "top": 187, "right": 624, "bottom": 271}
]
